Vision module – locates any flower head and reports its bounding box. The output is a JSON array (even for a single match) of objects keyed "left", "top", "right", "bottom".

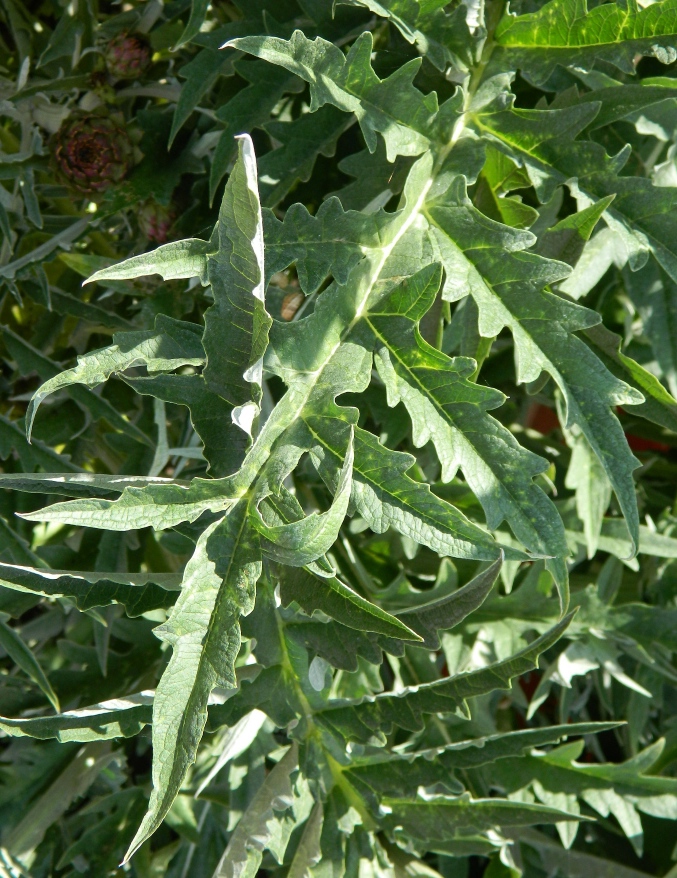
[
  {"left": 138, "top": 201, "right": 176, "bottom": 243},
  {"left": 105, "top": 32, "right": 152, "bottom": 80},
  {"left": 51, "top": 111, "right": 134, "bottom": 195}
]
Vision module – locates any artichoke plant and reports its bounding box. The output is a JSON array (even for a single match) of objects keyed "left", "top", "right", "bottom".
[
  {"left": 50, "top": 111, "right": 134, "bottom": 195},
  {"left": 104, "top": 32, "right": 152, "bottom": 79},
  {"left": 138, "top": 200, "right": 175, "bottom": 242}
]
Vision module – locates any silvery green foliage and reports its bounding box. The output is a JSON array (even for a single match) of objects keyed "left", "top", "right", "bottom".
[{"left": 3, "top": 0, "right": 677, "bottom": 876}]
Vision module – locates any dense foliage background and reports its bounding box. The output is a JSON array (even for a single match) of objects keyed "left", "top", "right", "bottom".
[{"left": 3, "top": 0, "right": 677, "bottom": 876}]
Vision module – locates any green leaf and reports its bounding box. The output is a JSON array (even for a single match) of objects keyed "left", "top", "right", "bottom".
[
  {"left": 252, "top": 429, "right": 353, "bottom": 566},
  {"left": 25, "top": 316, "right": 203, "bottom": 441},
  {"left": 0, "top": 562, "right": 179, "bottom": 616},
  {"left": 209, "top": 59, "right": 304, "bottom": 201},
  {"left": 84, "top": 239, "right": 212, "bottom": 286},
  {"left": 170, "top": 42, "right": 237, "bottom": 147},
  {"left": 212, "top": 741, "right": 299, "bottom": 878},
  {"left": 517, "top": 827, "right": 659, "bottom": 878},
  {"left": 0, "top": 414, "right": 82, "bottom": 473},
  {"left": 537, "top": 196, "right": 615, "bottom": 266},
  {"left": 0, "top": 218, "right": 89, "bottom": 281},
  {"left": 395, "top": 558, "right": 502, "bottom": 648},
  {"left": 0, "top": 691, "right": 153, "bottom": 742},
  {"left": 259, "top": 106, "right": 353, "bottom": 208},
  {"left": 333, "top": 142, "right": 413, "bottom": 212},
  {"left": 0, "top": 517, "right": 44, "bottom": 566},
  {"left": 342, "top": 0, "right": 481, "bottom": 72},
  {"left": 474, "top": 92, "right": 677, "bottom": 285},
  {"left": 279, "top": 566, "right": 423, "bottom": 641},
  {"left": 173, "top": 0, "right": 210, "bottom": 50},
  {"left": 496, "top": 0, "right": 677, "bottom": 84},
  {"left": 566, "top": 518, "right": 677, "bottom": 564},
  {"left": 286, "top": 617, "right": 387, "bottom": 672},
  {"left": 359, "top": 262, "right": 569, "bottom": 599},
  {"left": 19, "top": 476, "right": 237, "bottom": 531},
  {"left": 194, "top": 708, "right": 267, "bottom": 797},
  {"left": 348, "top": 722, "right": 623, "bottom": 799},
  {"left": 228, "top": 30, "right": 438, "bottom": 161},
  {"left": 622, "top": 261, "right": 677, "bottom": 403},
  {"left": 380, "top": 793, "right": 581, "bottom": 847},
  {"left": 206, "top": 666, "right": 298, "bottom": 732},
  {"left": 488, "top": 739, "right": 677, "bottom": 856},
  {"left": 2, "top": 326, "right": 150, "bottom": 446},
  {"left": 0, "top": 472, "right": 182, "bottom": 499},
  {"left": 0, "top": 619, "right": 60, "bottom": 711},
  {"left": 263, "top": 197, "right": 398, "bottom": 294},
  {"left": 125, "top": 373, "right": 246, "bottom": 477},
  {"left": 564, "top": 433, "right": 611, "bottom": 559},
  {"left": 287, "top": 801, "right": 323, "bottom": 878},
  {"left": 37, "top": 287, "right": 133, "bottom": 329},
  {"left": 4, "top": 742, "right": 115, "bottom": 862},
  {"left": 315, "top": 612, "right": 575, "bottom": 743},
  {"left": 124, "top": 500, "right": 261, "bottom": 862},
  {"left": 586, "top": 327, "right": 677, "bottom": 432},
  {"left": 203, "top": 133, "right": 272, "bottom": 445},
  {"left": 427, "top": 178, "right": 643, "bottom": 560},
  {"left": 309, "top": 422, "right": 516, "bottom": 562}
]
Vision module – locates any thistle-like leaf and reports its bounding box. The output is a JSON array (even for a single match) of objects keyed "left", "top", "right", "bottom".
[
  {"left": 0, "top": 692, "right": 154, "bottom": 742},
  {"left": 0, "top": 472, "right": 183, "bottom": 499},
  {"left": 474, "top": 90, "right": 677, "bottom": 283},
  {"left": 348, "top": 722, "right": 623, "bottom": 799},
  {"left": 84, "top": 239, "right": 212, "bottom": 286},
  {"left": 124, "top": 500, "right": 261, "bottom": 862},
  {"left": 263, "top": 197, "right": 399, "bottom": 294},
  {"left": 25, "top": 316, "right": 204, "bottom": 440},
  {"left": 395, "top": 557, "right": 502, "bottom": 649},
  {"left": 495, "top": 0, "right": 677, "bottom": 85},
  {"left": 307, "top": 421, "right": 511, "bottom": 562},
  {"left": 20, "top": 478, "right": 237, "bottom": 531},
  {"left": 0, "top": 620, "right": 60, "bottom": 712},
  {"left": 487, "top": 739, "right": 677, "bottom": 856},
  {"left": 203, "top": 133, "right": 272, "bottom": 446},
  {"left": 380, "top": 793, "right": 582, "bottom": 848},
  {"left": 259, "top": 106, "right": 352, "bottom": 208},
  {"left": 208, "top": 59, "right": 304, "bottom": 201},
  {"left": 0, "top": 562, "right": 179, "bottom": 616},
  {"left": 227, "top": 30, "right": 438, "bottom": 160},
  {"left": 343, "top": 0, "right": 482, "bottom": 72},
  {"left": 426, "top": 178, "right": 643, "bottom": 557},
  {"left": 315, "top": 612, "right": 575, "bottom": 744},
  {"left": 252, "top": 430, "right": 354, "bottom": 566},
  {"left": 279, "top": 567, "right": 423, "bottom": 641},
  {"left": 212, "top": 741, "right": 299, "bottom": 878},
  {"left": 2, "top": 326, "right": 152, "bottom": 447},
  {"left": 125, "top": 373, "right": 245, "bottom": 476},
  {"left": 358, "top": 261, "right": 569, "bottom": 597}
]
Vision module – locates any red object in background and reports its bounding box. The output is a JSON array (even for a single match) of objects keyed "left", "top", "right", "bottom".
[
  {"left": 624, "top": 433, "right": 671, "bottom": 453},
  {"left": 526, "top": 402, "right": 671, "bottom": 453},
  {"left": 525, "top": 402, "right": 560, "bottom": 435},
  {"left": 519, "top": 671, "right": 540, "bottom": 701}
]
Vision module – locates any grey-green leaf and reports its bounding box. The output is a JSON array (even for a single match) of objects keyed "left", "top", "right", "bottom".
[
  {"left": 316, "top": 612, "right": 575, "bottom": 743},
  {"left": 124, "top": 500, "right": 260, "bottom": 862},
  {"left": 0, "top": 619, "right": 60, "bottom": 712},
  {"left": 0, "top": 562, "right": 179, "bottom": 616}
]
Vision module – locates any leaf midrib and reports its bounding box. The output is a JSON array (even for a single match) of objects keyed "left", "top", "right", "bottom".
[{"left": 233, "top": 173, "right": 433, "bottom": 499}]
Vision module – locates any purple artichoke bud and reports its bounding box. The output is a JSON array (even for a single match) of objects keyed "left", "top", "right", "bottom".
[
  {"left": 50, "top": 112, "right": 134, "bottom": 196},
  {"left": 138, "top": 201, "right": 175, "bottom": 243},
  {"left": 105, "top": 32, "right": 152, "bottom": 80}
]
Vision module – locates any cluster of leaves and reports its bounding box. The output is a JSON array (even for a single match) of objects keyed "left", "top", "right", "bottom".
[{"left": 4, "top": 0, "right": 677, "bottom": 875}]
